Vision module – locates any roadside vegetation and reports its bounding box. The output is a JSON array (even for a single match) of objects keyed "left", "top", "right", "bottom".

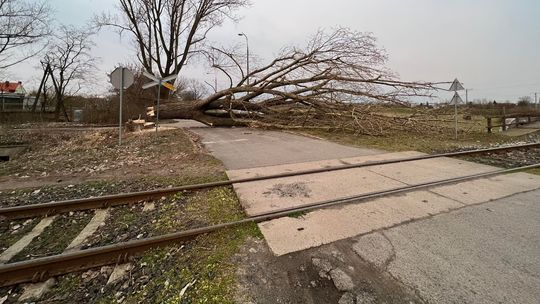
[
  {"left": 0, "top": 126, "right": 260, "bottom": 303},
  {"left": 292, "top": 106, "right": 540, "bottom": 175}
]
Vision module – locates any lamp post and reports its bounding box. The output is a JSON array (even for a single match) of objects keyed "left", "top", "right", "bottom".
[
  {"left": 206, "top": 72, "right": 218, "bottom": 93},
  {"left": 238, "top": 33, "right": 250, "bottom": 85}
]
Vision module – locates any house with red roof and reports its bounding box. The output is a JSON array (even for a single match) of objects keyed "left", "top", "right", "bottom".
[{"left": 0, "top": 81, "right": 27, "bottom": 111}]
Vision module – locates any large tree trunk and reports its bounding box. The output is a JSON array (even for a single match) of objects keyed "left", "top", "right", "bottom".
[{"left": 149, "top": 99, "right": 248, "bottom": 127}]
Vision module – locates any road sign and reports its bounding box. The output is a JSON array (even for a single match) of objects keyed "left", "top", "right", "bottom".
[
  {"left": 450, "top": 92, "right": 464, "bottom": 104},
  {"left": 449, "top": 78, "right": 464, "bottom": 91},
  {"left": 110, "top": 67, "right": 134, "bottom": 90},
  {"left": 143, "top": 71, "right": 158, "bottom": 82},
  {"left": 163, "top": 82, "right": 175, "bottom": 91},
  {"left": 142, "top": 72, "right": 178, "bottom": 135},
  {"left": 143, "top": 73, "right": 177, "bottom": 89},
  {"left": 109, "top": 67, "right": 134, "bottom": 146}
]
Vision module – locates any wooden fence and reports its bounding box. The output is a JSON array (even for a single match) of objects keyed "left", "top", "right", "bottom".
[{"left": 486, "top": 114, "right": 539, "bottom": 133}]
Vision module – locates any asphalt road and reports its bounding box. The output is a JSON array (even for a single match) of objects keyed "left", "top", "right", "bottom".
[
  {"left": 189, "top": 126, "right": 381, "bottom": 169},
  {"left": 354, "top": 189, "right": 540, "bottom": 304}
]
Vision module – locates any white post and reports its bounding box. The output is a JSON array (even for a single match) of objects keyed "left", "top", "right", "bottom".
[
  {"left": 156, "top": 80, "right": 161, "bottom": 135},
  {"left": 455, "top": 97, "right": 458, "bottom": 140},
  {"left": 119, "top": 68, "right": 124, "bottom": 145},
  {"left": 238, "top": 33, "right": 250, "bottom": 85}
]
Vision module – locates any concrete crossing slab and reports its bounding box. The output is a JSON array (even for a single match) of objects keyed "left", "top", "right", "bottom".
[
  {"left": 260, "top": 191, "right": 463, "bottom": 256},
  {"left": 366, "top": 156, "right": 496, "bottom": 185},
  {"left": 258, "top": 171, "right": 540, "bottom": 255},
  {"left": 227, "top": 151, "right": 540, "bottom": 256},
  {"left": 227, "top": 151, "right": 426, "bottom": 215},
  {"left": 430, "top": 172, "right": 540, "bottom": 205},
  {"left": 229, "top": 168, "right": 406, "bottom": 216},
  {"left": 340, "top": 150, "right": 426, "bottom": 165}
]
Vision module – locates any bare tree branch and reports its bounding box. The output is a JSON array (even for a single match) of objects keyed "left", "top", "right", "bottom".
[
  {"left": 152, "top": 28, "right": 444, "bottom": 129},
  {"left": 0, "top": 0, "right": 51, "bottom": 69},
  {"left": 95, "top": 0, "right": 249, "bottom": 78}
]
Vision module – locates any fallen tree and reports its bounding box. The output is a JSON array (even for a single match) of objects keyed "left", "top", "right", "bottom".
[
  {"left": 101, "top": 1, "right": 445, "bottom": 133},
  {"left": 149, "top": 28, "right": 442, "bottom": 132}
]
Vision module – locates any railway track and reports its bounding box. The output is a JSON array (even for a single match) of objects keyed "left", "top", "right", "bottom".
[
  {"left": 1, "top": 142, "right": 539, "bottom": 220},
  {"left": 0, "top": 143, "right": 539, "bottom": 289}
]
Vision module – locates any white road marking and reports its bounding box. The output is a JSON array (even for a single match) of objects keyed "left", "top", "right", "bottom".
[{"left": 202, "top": 139, "right": 248, "bottom": 144}]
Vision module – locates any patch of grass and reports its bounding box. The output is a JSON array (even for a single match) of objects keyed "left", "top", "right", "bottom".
[
  {"left": 133, "top": 225, "right": 259, "bottom": 304},
  {"left": 153, "top": 198, "right": 186, "bottom": 234},
  {"left": 117, "top": 209, "right": 139, "bottom": 227},
  {"left": 288, "top": 211, "right": 308, "bottom": 218},
  {"left": 54, "top": 274, "right": 82, "bottom": 294},
  {"left": 524, "top": 168, "right": 540, "bottom": 175},
  {"left": 126, "top": 187, "right": 261, "bottom": 303},
  {"left": 301, "top": 128, "right": 514, "bottom": 153}
]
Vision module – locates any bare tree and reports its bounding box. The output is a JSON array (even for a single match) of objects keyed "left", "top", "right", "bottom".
[
  {"left": 517, "top": 96, "right": 531, "bottom": 107},
  {"left": 176, "top": 77, "right": 209, "bottom": 101},
  {"left": 0, "top": 0, "right": 51, "bottom": 69},
  {"left": 43, "top": 26, "right": 97, "bottom": 121},
  {"left": 150, "top": 28, "right": 440, "bottom": 130},
  {"left": 96, "top": 0, "right": 249, "bottom": 77}
]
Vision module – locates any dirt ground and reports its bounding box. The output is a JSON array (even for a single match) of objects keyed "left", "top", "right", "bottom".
[
  {"left": 0, "top": 123, "right": 222, "bottom": 191},
  {"left": 233, "top": 237, "right": 423, "bottom": 304}
]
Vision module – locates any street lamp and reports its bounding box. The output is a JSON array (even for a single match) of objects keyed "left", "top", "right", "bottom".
[
  {"left": 206, "top": 72, "right": 218, "bottom": 93},
  {"left": 238, "top": 33, "right": 250, "bottom": 85}
]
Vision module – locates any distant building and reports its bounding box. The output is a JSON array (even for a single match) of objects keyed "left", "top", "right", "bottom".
[{"left": 0, "top": 81, "right": 27, "bottom": 111}]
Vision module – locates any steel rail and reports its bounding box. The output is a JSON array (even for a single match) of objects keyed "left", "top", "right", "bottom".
[
  {"left": 0, "top": 163, "right": 538, "bottom": 287},
  {"left": 1, "top": 142, "right": 538, "bottom": 220}
]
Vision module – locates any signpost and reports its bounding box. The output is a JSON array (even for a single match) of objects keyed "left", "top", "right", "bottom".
[
  {"left": 110, "top": 67, "right": 135, "bottom": 145},
  {"left": 449, "top": 78, "right": 465, "bottom": 140},
  {"left": 142, "top": 72, "right": 177, "bottom": 134}
]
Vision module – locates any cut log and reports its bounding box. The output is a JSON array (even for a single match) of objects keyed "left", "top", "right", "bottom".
[
  {"left": 126, "top": 118, "right": 146, "bottom": 132},
  {"left": 148, "top": 100, "right": 247, "bottom": 127}
]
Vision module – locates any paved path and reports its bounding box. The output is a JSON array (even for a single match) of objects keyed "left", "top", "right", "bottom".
[
  {"left": 173, "top": 120, "right": 540, "bottom": 303},
  {"left": 189, "top": 126, "right": 381, "bottom": 169},
  {"left": 503, "top": 120, "right": 540, "bottom": 136}
]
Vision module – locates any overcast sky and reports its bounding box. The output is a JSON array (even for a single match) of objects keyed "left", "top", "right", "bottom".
[{"left": 7, "top": 0, "right": 540, "bottom": 103}]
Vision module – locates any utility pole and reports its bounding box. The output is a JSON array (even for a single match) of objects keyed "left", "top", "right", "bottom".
[{"left": 465, "top": 89, "right": 471, "bottom": 104}]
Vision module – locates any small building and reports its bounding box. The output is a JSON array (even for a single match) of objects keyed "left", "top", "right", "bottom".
[{"left": 0, "top": 81, "right": 27, "bottom": 111}]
